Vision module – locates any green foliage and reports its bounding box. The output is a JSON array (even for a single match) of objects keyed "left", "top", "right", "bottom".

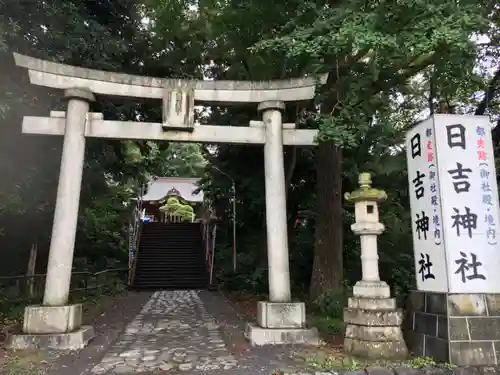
[
  {"left": 161, "top": 143, "right": 207, "bottom": 178},
  {"left": 220, "top": 268, "right": 268, "bottom": 293},
  {"left": 312, "top": 288, "right": 350, "bottom": 318},
  {"left": 213, "top": 243, "right": 269, "bottom": 293},
  {"left": 0, "top": 269, "right": 127, "bottom": 331},
  {"left": 252, "top": 0, "right": 487, "bottom": 147},
  {"left": 309, "top": 315, "right": 344, "bottom": 336},
  {"left": 305, "top": 353, "right": 450, "bottom": 370},
  {"left": 0, "top": 0, "right": 211, "bottom": 275},
  {"left": 159, "top": 197, "right": 195, "bottom": 221},
  {"left": 76, "top": 185, "right": 134, "bottom": 266},
  {"left": 307, "top": 354, "right": 364, "bottom": 370}
]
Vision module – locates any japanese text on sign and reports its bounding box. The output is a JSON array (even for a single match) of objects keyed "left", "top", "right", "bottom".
[
  {"left": 427, "top": 128, "right": 441, "bottom": 245},
  {"left": 406, "top": 120, "right": 448, "bottom": 293},
  {"left": 476, "top": 125, "right": 497, "bottom": 245}
]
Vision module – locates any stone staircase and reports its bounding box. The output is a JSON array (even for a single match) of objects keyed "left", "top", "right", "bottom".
[{"left": 132, "top": 222, "right": 208, "bottom": 290}]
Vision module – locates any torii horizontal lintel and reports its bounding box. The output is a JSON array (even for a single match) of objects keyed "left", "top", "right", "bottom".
[
  {"left": 48, "top": 111, "right": 298, "bottom": 129},
  {"left": 22, "top": 115, "right": 318, "bottom": 146},
  {"left": 14, "top": 53, "right": 328, "bottom": 103}
]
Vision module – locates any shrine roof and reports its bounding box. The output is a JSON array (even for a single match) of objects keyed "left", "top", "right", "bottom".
[{"left": 141, "top": 177, "right": 203, "bottom": 203}]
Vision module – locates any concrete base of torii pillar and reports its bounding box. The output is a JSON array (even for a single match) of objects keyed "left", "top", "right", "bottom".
[
  {"left": 245, "top": 301, "right": 320, "bottom": 346},
  {"left": 7, "top": 305, "right": 95, "bottom": 350}
]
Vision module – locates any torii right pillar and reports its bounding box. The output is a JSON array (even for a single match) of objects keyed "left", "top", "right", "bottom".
[{"left": 245, "top": 100, "right": 319, "bottom": 346}]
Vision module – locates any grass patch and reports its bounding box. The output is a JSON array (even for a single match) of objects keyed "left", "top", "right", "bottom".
[
  {"left": 0, "top": 299, "right": 37, "bottom": 329},
  {"left": 0, "top": 350, "right": 52, "bottom": 375},
  {"left": 307, "top": 288, "right": 347, "bottom": 343},
  {"left": 0, "top": 277, "right": 127, "bottom": 374},
  {"left": 68, "top": 280, "right": 127, "bottom": 315},
  {"left": 291, "top": 348, "right": 456, "bottom": 370},
  {"left": 309, "top": 315, "right": 344, "bottom": 336}
]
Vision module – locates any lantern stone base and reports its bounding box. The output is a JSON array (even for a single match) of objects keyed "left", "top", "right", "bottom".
[
  {"left": 353, "top": 280, "right": 391, "bottom": 298},
  {"left": 404, "top": 290, "right": 500, "bottom": 366},
  {"left": 343, "top": 296, "right": 408, "bottom": 359},
  {"left": 6, "top": 304, "right": 94, "bottom": 350}
]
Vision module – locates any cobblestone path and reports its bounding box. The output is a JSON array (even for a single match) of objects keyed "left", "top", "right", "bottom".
[{"left": 91, "top": 290, "right": 239, "bottom": 374}]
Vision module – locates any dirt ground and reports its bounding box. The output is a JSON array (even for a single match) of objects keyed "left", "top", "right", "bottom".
[
  {"left": 222, "top": 291, "right": 346, "bottom": 365},
  {"left": 0, "top": 291, "right": 152, "bottom": 375}
]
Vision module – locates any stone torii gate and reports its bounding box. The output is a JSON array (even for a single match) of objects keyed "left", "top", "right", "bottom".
[{"left": 8, "top": 53, "right": 325, "bottom": 349}]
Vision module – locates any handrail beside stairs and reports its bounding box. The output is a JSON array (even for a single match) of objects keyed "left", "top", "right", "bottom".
[{"left": 128, "top": 187, "right": 144, "bottom": 285}]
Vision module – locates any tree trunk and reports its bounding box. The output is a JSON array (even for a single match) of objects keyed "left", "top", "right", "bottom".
[{"left": 309, "top": 140, "right": 344, "bottom": 300}]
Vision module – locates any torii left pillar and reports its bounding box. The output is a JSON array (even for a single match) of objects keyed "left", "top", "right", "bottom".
[{"left": 8, "top": 88, "right": 95, "bottom": 350}]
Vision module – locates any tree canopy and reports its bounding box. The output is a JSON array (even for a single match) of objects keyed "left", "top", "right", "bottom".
[{"left": 0, "top": 0, "right": 498, "bottom": 307}]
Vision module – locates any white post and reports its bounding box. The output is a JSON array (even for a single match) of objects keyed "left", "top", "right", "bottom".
[
  {"left": 259, "top": 100, "right": 291, "bottom": 302},
  {"left": 360, "top": 235, "right": 381, "bottom": 281},
  {"left": 43, "top": 87, "right": 94, "bottom": 306}
]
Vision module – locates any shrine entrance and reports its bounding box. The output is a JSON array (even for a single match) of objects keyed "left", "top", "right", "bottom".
[
  {"left": 140, "top": 178, "right": 203, "bottom": 223},
  {"left": 8, "top": 52, "right": 327, "bottom": 350}
]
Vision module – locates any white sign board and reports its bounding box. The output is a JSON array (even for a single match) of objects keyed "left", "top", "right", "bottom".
[
  {"left": 406, "top": 114, "right": 500, "bottom": 293},
  {"left": 406, "top": 118, "right": 448, "bottom": 292}
]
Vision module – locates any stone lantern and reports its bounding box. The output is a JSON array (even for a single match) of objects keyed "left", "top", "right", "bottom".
[{"left": 343, "top": 173, "right": 408, "bottom": 359}]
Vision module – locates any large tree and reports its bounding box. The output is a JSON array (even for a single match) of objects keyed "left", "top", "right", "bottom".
[
  {"left": 0, "top": 0, "right": 204, "bottom": 274},
  {"left": 254, "top": 0, "right": 491, "bottom": 298},
  {"left": 146, "top": 0, "right": 497, "bottom": 300}
]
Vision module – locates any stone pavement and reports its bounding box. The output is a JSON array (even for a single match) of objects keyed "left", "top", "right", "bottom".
[
  {"left": 91, "top": 290, "right": 238, "bottom": 373},
  {"left": 54, "top": 289, "right": 309, "bottom": 375}
]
